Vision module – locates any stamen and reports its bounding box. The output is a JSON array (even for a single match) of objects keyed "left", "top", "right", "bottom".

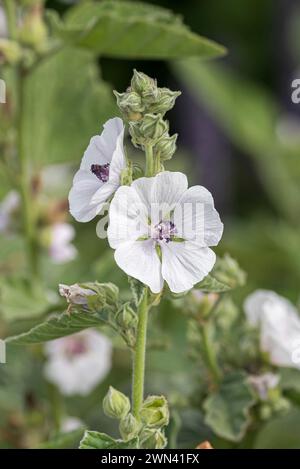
[
  {"left": 152, "top": 220, "right": 177, "bottom": 243},
  {"left": 91, "top": 163, "right": 110, "bottom": 182}
]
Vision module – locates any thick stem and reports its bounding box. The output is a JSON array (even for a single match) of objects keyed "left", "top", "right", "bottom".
[
  {"left": 200, "top": 321, "right": 221, "bottom": 387},
  {"left": 145, "top": 144, "right": 154, "bottom": 177},
  {"left": 132, "top": 288, "right": 149, "bottom": 420}
]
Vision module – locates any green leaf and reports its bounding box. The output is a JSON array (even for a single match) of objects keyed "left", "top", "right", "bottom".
[
  {"left": 5, "top": 308, "right": 110, "bottom": 345},
  {"left": 50, "top": 1, "right": 225, "bottom": 60},
  {"left": 79, "top": 431, "right": 139, "bottom": 449},
  {"left": 254, "top": 407, "right": 300, "bottom": 449},
  {"left": 195, "top": 274, "right": 232, "bottom": 293},
  {"left": 128, "top": 277, "right": 146, "bottom": 307},
  {"left": 203, "top": 371, "right": 255, "bottom": 442},
  {"left": 0, "top": 276, "right": 50, "bottom": 321},
  {"left": 23, "top": 47, "right": 116, "bottom": 166},
  {"left": 195, "top": 255, "right": 246, "bottom": 292},
  {"left": 37, "top": 428, "right": 86, "bottom": 449}
]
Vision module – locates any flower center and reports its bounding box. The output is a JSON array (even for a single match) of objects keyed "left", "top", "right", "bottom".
[
  {"left": 91, "top": 163, "right": 110, "bottom": 182},
  {"left": 152, "top": 220, "right": 177, "bottom": 243},
  {"left": 64, "top": 337, "right": 88, "bottom": 359}
]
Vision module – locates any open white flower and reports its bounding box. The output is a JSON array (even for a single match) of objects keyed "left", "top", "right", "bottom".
[
  {"left": 244, "top": 290, "right": 300, "bottom": 369},
  {"left": 49, "top": 223, "right": 77, "bottom": 264},
  {"left": 69, "top": 117, "right": 126, "bottom": 222},
  {"left": 44, "top": 330, "right": 112, "bottom": 396},
  {"left": 107, "top": 171, "right": 223, "bottom": 294}
]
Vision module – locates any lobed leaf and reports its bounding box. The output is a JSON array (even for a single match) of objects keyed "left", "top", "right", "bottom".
[
  {"left": 203, "top": 371, "right": 255, "bottom": 442},
  {"left": 49, "top": 1, "right": 225, "bottom": 60},
  {"left": 79, "top": 430, "right": 139, "bottom": 449}
]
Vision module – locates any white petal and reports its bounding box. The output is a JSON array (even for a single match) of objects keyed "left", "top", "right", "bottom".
[
  {"left": 244, "top": 290, "right": 296, "bottom": 327},
  {"left": 108, "top": 124, "right": 126, "bottom": 184},
  {"left": 107, "top": 185, "right": 149, "bottom": 249},
  {"left": 244, "top": 290, "right": 300, "bottom": 369},
  {"left": 80, "top": 118, "right": 124, "bottom": 170},
  {"left": 175, "top": 185, "right": 223, "bottom": 246},
  {"left": 161, "top": 241, "right": 216, "bottom": 293},
  {"left": 114, "top": 239, "right": 163, "bottom": 294},
  {"left": 132, "top": 171, "right": 187, "bottom": 222},
  {"left": 91, "top": 181, "right": 116, "bottom": 205},
  {"left": 69, "top": 182, "right": 102, "bottom": 222}
]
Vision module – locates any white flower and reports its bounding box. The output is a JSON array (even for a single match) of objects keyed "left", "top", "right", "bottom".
[
  {"left": 49, "top": 223, "right": 77, "bottom": 264},
  {"left": 59, "top": 283, "right": 96, "bottom": 305},
  {"left": 44, "top": 330, "right": 112, "bottom": 396},
  {"left": 244, "top": 290, "right": 300, "bottom": 369},
  {"left": 61, "top": 416, "right": 84, "bottom": 433},
  {"left": 0, "top": 190, "right": 20, "bottom": 233},
  {"left": 248, "top": 373, "right": 280, "bottom": 401},
  {"left": 69, "top": 117, "right": 126, "bottom": 222},
  {"left": 107, "top": 171, "right": 223, "bottom": 294}
]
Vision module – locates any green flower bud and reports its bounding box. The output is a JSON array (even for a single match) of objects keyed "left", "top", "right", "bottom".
[
  {"left": 131, "top": 70, "right": 157, "bottom": 97},
  {"left": 129, "top": 114, "right": 169, "bottom": 147},
  {"left": 140, "top": 395, "right": 169, "bottom": 428},
  {"left": 119, "top": 413, "right": 141, "bottom": 441},
  {"left": 114, "top": 91, "right": 144, "bottom": 120},
  {"left": 140, "top": 428, "right": 167, "bottom": 449},
  {"left": 18, "top": 5, "right": 48, "bottom": 52},
  {"left": 154, "top": 133, "right": 177, "bottom": 161},
  {"left": 117, "top": 303, "right": 138, "bottom": 329},
  {"left": 103, "top": 386, "right": 131, "bottom": 420},
  {"left": 148, "top": 88, "right": 181, "bottom": 115},
  {"left": 120, "top": 163, "right": 133, "bottom": 186},
  {"left": 93, "top": 282, "right": 119, "bottom": 307},
  {"left": 214, "top": 254, "right": 247, "bottom": 289},
  {"left": 0, "top": 40, "right": 22, "bottom": 65}
]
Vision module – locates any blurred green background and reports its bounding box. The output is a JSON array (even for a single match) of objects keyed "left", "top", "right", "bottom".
[{"left": 1, "top": 0, "right": 300, "bottom": 449}]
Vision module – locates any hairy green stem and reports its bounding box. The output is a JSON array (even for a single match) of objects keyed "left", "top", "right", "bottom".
[
  {"left": 200, "top": 321, "right": 221, "bottom": 386},
  {"left": 145, "top": 144, "right": 154, "bottom": 177},
  {"left": 132, "top": 288, "right": 149, "bottom": 419}
]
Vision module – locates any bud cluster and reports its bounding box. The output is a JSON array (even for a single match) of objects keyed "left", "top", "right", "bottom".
[
  {"left": 115, "top": 70, "right": 180, "bottom": 166},
  {"left": 102, "top": 387, "right": 169, "bottom": 449}
]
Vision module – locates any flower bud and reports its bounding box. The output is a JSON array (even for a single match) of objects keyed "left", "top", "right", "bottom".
[
  {"left": 148, "top": 88, "right": 181, "bottom": 115},
  {"left": 58, "top": 283, "right": 96, "bottom": 306},
  {"left": 117, "top": 303, "right": 138, "bottom": 329},
  {"left": 18, "top": 4, "right": 47, "bottom": 52},
  {"left": 119, "top": 412, "right": 141, "bottom": 440},
  {"left": 129, "top": 114, "right": 168, "bottom": 147},
  {"left": 131, "top": 70, "right": 157, "bottom": 98},
  {"left": 103, "top": 386, "right": 131, "bottom": 420},
  {"left": 154, "top": 133, "right": 177, "bottom": 161},
  {"left": 91, "top": 282, "right": 119, "bottom": 307},
  {"left": 114, "top": 90, "right": 144, "bottom": 120},
  {"left": 0, "top": 40, "right": 22, "bottom": 65},
  {"left": 140, "top": 395, "right": 169, "bottom": 428},
  {"left": 214, "top": 254, "right": 246, "bottom": 289},
  {"left": 139, "top": 428, "right": 167, "bottom": 449}
]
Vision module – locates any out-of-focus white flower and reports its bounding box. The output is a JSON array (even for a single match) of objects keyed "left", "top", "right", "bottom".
[
  {"left": 0, "top": 7, "right": 7, "bottom": 38},
  {"left": 107, "top": 171, "right": 223, "bottom": 294},
  {"left": 69, "top": 118, "right": 126, "bottom": 222},
  {"left": 59, "top": 283, "right": 96, "bottom": 305},
  {"left": 244, "top": 290, "right": 300, "bottom": 369},
  {"left": 49, "top": 223, "right": 77, "bottom": 264},
  {"left": 44, "top": 330, "right": 112, "bottom": 396},
  {"left": 248, "top": 373, "right": 280, "bottom": 401},
  {"left": 61, "top": 416, "right": 84, "bottom": 433},
  {"left": 0, "top": 190, "right": 20, "bottom": 233}
]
